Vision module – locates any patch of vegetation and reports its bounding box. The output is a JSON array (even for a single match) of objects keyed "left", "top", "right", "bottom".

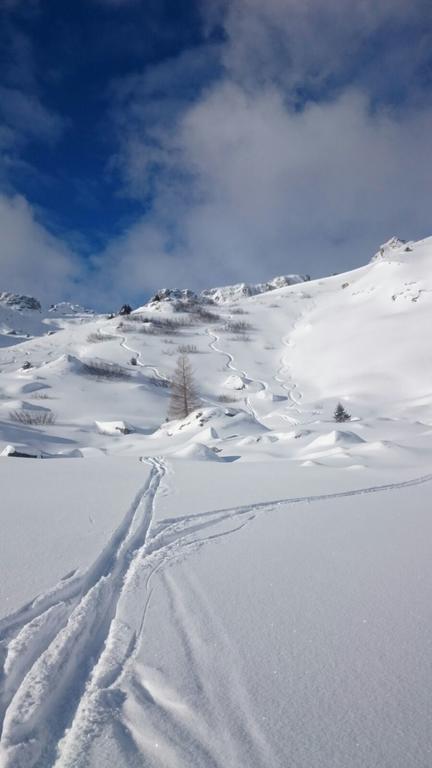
[
  {"left": 81, "top": 360, "right": 131, "bottom": 380},
  {"left": 224, "top": 320, "right": 254, "bottom": 334},
  {"left": 10, "top": 410, "right": 56, "bottom": 425},
  {"left": 87, "top": 331, "right": 118, "bottom": 343},
  {"left": 177, "top": 344, "right": 199, "bottom": 353}
]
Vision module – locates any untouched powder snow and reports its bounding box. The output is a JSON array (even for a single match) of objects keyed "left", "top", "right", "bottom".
[{"left": 1, "top": 235, "right": 432, "bottom": 766}]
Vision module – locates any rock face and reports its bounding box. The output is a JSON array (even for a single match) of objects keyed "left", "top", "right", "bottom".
[
  {"left": 0, "top": 292, "right": 42, "bottom": 311},
  {"left": 201, "top": 274, "right": 309, "bottom": 303},
  {"left": 145, "top": 274, "right": 309, "bottom": 309},
  {"left": 48, "top": 302, "right": 94, "bottom": 316},
  {"left": 371, "top": 237, "right": 411, "bottom": 262}
]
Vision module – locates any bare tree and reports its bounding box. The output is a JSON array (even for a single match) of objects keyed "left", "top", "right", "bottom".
[{"left": 168, "top": 354, "right": 200, "bottom": 420}]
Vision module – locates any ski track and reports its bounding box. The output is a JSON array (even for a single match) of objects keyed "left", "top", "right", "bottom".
[
  {"left": 206, "top": 305, "right": 307, "bottom": 428},
  {"left": 0, "top": 457, "right": 165, "bottom": 768},
  {"left": 114, "top": 330, "right": 169, "bottom": 384},
  {"left": 1, "top": 457, "right": 432, "bottom": 766},
  {"left": 206, "top": 328, "right": 266, "bottom": 423}
]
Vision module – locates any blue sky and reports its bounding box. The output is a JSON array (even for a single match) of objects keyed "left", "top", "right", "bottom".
[{"left": 1, "top": 0, "right": 431, "bottom": 307}]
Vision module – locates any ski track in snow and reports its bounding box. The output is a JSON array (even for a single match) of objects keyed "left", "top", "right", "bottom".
[
  {"left": 0, "top": 457, "right": 165, "bottom": 768},
  {"left": 206, "top": 328, "right": 266, "bottom": 423},
  {"left": 273, "top": 299, "right": 309, "bottom": 425},
  {"left": 115, "top": 332, "right": 169, "bottom": 384},
  {"left": 1, "top": 455, "right": 432, "bottom": 765}
]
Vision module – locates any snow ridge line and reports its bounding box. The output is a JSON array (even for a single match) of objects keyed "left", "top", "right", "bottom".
[{"left": 0, "top": 457, "right": 165, "bottom": 768}]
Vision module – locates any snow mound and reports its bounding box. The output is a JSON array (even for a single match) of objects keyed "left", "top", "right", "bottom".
[
  {"left": 303, "top": 430, "right": 366, "bottom": 452},
  {"left": 172, "top": 442, "right": 222, "bottom": 461},
  {"left": 224, "top": 374, "right": 245, "bottom": 390},
  {"left": 95, "top": 420, "right": 134, "bottom": 436},
  {"left": 255, "top": 390, "right": 285, "bottom": 402},
  {"left": 39, "top": 354, "right": 84, "bottom": 375},
  {"left": 194, "top": 426, "right": 219, "bottom": 441}
]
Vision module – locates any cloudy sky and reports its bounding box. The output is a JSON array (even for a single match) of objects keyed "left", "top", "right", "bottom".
[{"left": 0, "top": 0, "right": 431, "bottom": 307}]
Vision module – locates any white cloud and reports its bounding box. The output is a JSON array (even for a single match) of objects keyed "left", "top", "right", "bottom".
[
  {"left": 217, "top": 0, "right": 431, "bottom": 92},
  {"left": 0, "top": 194, "right": 79, "bottom": 303},
  {"left": 97, "top": 77, "right": 432, "bottom": 303},
  {"left": 0, "top": 85, "right": 63, "bottom": 143}
]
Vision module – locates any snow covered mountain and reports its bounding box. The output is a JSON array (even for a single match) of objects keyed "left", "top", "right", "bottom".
[{"left": 1, "top": 236, "right": 432, "bottom": 767}]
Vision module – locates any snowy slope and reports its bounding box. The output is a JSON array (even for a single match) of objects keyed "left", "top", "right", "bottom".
[{"left": 1, "top": 235, "right": 432, "bottom": 767}]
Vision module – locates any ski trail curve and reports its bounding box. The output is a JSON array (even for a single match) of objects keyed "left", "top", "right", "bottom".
[
  {"left": 206, "top": 328, "right": 266, "bottom": 423},
  {"left": 273, "top": 295, "right": 316, "bottom": 425},
  {"left": 0, "top": 457, "right": 165, "bottom": 768},
  {"left": 112, "top": 328, "right": 170, "bottom": 385}
]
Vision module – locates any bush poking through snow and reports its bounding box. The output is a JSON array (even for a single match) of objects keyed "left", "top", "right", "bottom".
[
  {"left": 224, "top": 320, "right": 254, "bottom": 334},
  {"left": 177, "top": 344, "right": 199, "bottom": 354},
  {"left": 118, "top": 304, "right": 132, "bottom": 316},
  {"left": 10, "top": 410, "right": 56, "bottom": 425},
  {"left": 334, "top": 402, "right": 351, "bottom": 422},
  {"left": 217, "top": 393, "right": 238, "bottom": 403},
  {"left": 191, "top": 307, "right": 221, "bottom": 323},
  {"left": 132, "top": 316, "right": 192, "bottom": 334},
  {"left": 168, "top": 354, "right": 200, "bottom": 420},
  {"left": 81, "top": 360, "right": 131, "bottom": 380},
  {"left": 87, "top": 331, "right": 118, "bottom": 343}
]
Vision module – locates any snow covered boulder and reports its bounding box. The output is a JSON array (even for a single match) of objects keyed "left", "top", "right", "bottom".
[
  {"left": 172, "top": 442, "right": 222, "bottom": 461},
  {"left": 1, "top": 444, "right": 44, "bottom": 458},
  {"left": 95, "top": 420, "right": 134, "bottom": 436},
  {"left": 223, "top": 374, "right": 245, "bottom": 390}
]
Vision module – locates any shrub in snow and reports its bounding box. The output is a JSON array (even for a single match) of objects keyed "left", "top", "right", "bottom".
[
  {"left": 133, "top": 316, "right": 192, "bottom": 334},
  {"left": 87, "top": 331, "right": 117, "bottom": 343},
  {"left": 168, "top": 354, "right": 200, "bottom": 420},
  {"left": 191, "top": 306, "right": 221, "bottom": 323},
  {"left": 224, "top": 320, "right": 254, "bottom": 334},
  {"left": 10, "top": 409, "right": 56, "bottom": 425},
  {"left": 81, "top": 360, "right": 131, "bottom": 380},
  {"left": 334, "top": 402, "right": 351, "bottom": 422},
  {"left": 177, "top": 344, "right": 199, "bottom": 354},
  {"left": 21, "top": 361, "right": 33, "bottom": 370},
  {"left": 130, "top": 356, "right": 138, "bottom": 365}
]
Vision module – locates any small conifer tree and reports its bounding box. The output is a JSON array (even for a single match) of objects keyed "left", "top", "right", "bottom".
[
  {"left": 168, "top": 354, "right": 200, "bottom": 420},
  {"left": 334, "top": 402, "right": 351, "bottom": 422}
]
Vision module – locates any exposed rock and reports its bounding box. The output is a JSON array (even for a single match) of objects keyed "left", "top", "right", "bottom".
[{"left": 0, "top": 292, "right": 41, "bottom": 311}]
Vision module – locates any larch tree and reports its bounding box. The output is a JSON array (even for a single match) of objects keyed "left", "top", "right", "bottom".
[{"left": 168, "top": 354, "right": 200, "bottom": 420}]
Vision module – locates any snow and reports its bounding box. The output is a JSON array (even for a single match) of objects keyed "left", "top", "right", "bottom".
[{"left": 1, "top": 234, "right": 432, "bottom": 765}]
